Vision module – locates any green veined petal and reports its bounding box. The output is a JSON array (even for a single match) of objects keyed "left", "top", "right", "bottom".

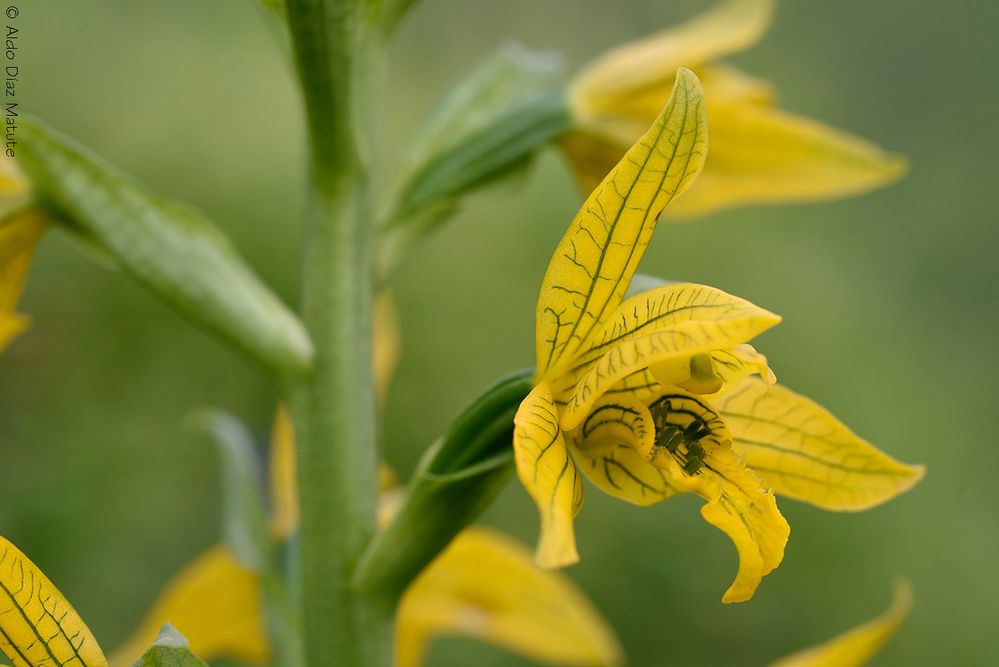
[
  {"left": 513, "top": 383, "right": 584, "bottom": 568},
  {"left": 536, "top": 69, "right": 707, "bottom": 380},
  {"left": 0, "top": 535, "right": 109, "bottom": 667},
  {"left": 706, "top": 344, "right": 775, "bottom": 390},
  {"left": 570, "top": 394, "right": 682, "bottom": 506},
  {"left": 571, "top": 282, "right": 781, "bottom": 376},
  {"left": 715, "top": 377, "right": 925, "bottom": 510},
  {"left": 769, "top": 581, "right": 912, "bottom": 667},
  {"left": 637, "top": 391, "right": 789, "bottom": 603},
  {"left": 561, "top": 305, "right": 780, "bottom": 432},
  {"left": 397, "top": 527, "right": 623, "bottom": 667}
]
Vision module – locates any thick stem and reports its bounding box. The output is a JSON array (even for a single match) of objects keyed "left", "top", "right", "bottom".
[{"left": 284, "top": 0, "right": 391, "bottom": 664}]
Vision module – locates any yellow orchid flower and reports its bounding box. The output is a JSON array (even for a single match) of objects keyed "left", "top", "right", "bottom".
[
  {"left": 0, "top": 154, "right": 44, "bottom": 355},
  {"left": 514, "top": 68, "right": 923, "bottom": 604},
  {"left": 769, "top": 582, "right": 912, "bottom": 667},
  {"left": 112, "top": 405, "right": 622, "bottom": 667},
  {"left": 562, "top": 0, "right": 906, "bottom": 217}
]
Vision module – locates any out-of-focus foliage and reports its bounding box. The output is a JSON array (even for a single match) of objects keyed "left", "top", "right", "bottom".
[{"left": 3, "top": 1, "right": 995, "bottom": 665}]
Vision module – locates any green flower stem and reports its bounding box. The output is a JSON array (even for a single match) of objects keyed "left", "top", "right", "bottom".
[{"left": 283, "top": 0, "right": 390, "bottom": 664}]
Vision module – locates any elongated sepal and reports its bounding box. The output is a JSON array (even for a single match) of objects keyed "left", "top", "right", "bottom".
[
  {"left": 379, "top": 45, "right": 569, "bottom": 276},
  {"left": 768, "top": 581, "right": 912, "bottom": 667},
  {"left": 130, "top": 625, "right": 210, "bottom": 667},
  {"left": 194, "top": 411, "right": 272, "bottom": 572},
  {"left": 353, "top": 369, "right": 535, "bottom": 601},
  {"left": 15, "top": 117, "right": 314, "bottom": 378}
]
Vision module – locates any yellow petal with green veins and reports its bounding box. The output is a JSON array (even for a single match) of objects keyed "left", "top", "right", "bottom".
[
  {"left": 0, "top": 211, "right": 46, "bottom": 355},
  {"left": 715, "top": 377, "right": 925, "bottom": 510},
  {"left": 708, "top": 344, "right": 775, "bottom": 389},
  {"left": 667, "top": 103, "right": 907, "bottom": 218},
  {"left": 110, "top": 546, "right": 267, "bottom": 667},
  {"left": 536, "top": 69, "right": 707, "bottom": 379},
  {"left": 562, "top": 306, "right": 780, "bottom": 432},
  {"left": 0, "top": 535, "right": 109, "bottom": 667},
  {"left": 570, "top": 0, "right": 774, "bottom": 121},
  {"left": 513, "top": 383, "right": 584, "bottom": 568},
  {"left": 656, "top": 343, "right": 774, "bottom": 396},
  {"left": 638, "top": 391, "right": 789, "bottom": 603},
  {"left": 769, "top": 581, "right": 912, "bottom": 667},
  {"left": 571, "top": 282, "right": 780, "bottom": 376},
  {"left": 570, "top": 395, "right": 681, "bottom": 506},
  {"left": 599, "top": 368, "right": 663, "bottom": 407},
  {"left": 398, "top": 527, "right": 622, "bottom": 667}
]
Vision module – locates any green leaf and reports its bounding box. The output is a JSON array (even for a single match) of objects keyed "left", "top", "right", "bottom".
[
  {"left": 130, "top": 625, "right": 210, "bottom": 667},
  {"left": 194, "top": 411, "right": 272, "bottom": 572},
  {"left": 353, "top": 368, "right": 535, "bottom": 601},
  {"left": 379, "top": 45, "right": 570, "bottom": 276},
  {"left": 15, "top": 117, "right": 314, "bottom": 378}
]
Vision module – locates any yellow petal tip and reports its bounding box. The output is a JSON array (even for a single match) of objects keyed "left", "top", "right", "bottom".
[{"left": 534, "top": 538, "right": 580, "bottom": 570}]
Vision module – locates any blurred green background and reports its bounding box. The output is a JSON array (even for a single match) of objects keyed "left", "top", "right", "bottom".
[{"left": 3, "top": 0, "right": 996, "bottom": 665}]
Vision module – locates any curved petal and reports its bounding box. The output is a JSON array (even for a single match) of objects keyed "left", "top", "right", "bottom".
[
  {"left": 513, "top": 383, "right": 584, "bottom": 568},
  {"left": 715, "top": 377, "right": 925, "bottom": 510},
  {"left": 536, "top": 69, "right": 706, "bottom": 379},
  {"left": 570, "top": 394, "right": 682, "bottom": 506},
  {"left": 598, "top": 368, "right": 664, "bottom": 407},
  {"left": 561, "top": 303, "right": 780, "bottom": 431},
  {"left": 570, "top": 282, "right": 781, "bottom": 375},
  {"left": 398, "top": 527, "right": 623, "bottom": 667},
  {"left": 0, "top": 535, "right": 109, "bottom": 667},
  {"left": 707, "top": 344, "right": 775, "bottom": 390},
  {"left": 638, "top": 391, "right": 789, "bottom": 603},
  {"left": 0, "top": 211, "right": 46, "bottom": 354},
  {"left": 769, "top": 581, "right": 912, "bottom": 667},
  {"left": 110, "top": 546, "right": 267, "bottom": 667},
  {"left": 570, "top": 0, "right": 774, "bottom": 120}
]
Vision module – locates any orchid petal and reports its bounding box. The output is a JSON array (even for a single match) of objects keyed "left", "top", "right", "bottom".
[
  {"left": 715, "top": 378, "right": 925, "bottom": 510},
  {"left": 570, "top": 394, "right": 681, "bottom": 506},
  {"left": 536, "top": 69, "right": 706, "bottom": 379},
  {"left": 397, "top": 527, "right": 622, "bottom": 667},
  {"left": 110, "top": 547, "right": 266, "bottom": 667},
  {"left": 0, "top": 211, "right": 46, "bottom": 354},
  {"left": 637, "top": 391, "right": 789, "bottom": 603},
  {"left": 0, "top": 535, "right": 109, "bottom": 667},
  {"left": 769, "top": 582, "right": 912, "bottom": 667},
  {"left": 513, "top": 383, "right": 584, "bottom": 568}
]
